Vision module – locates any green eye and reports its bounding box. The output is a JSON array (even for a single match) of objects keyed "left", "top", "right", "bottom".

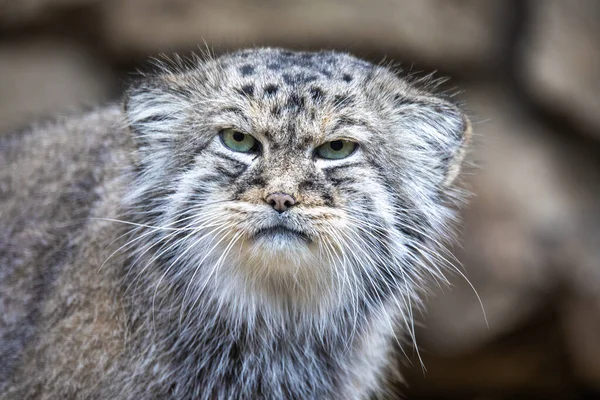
[
  {"left": 220, "top": 128, "right": 257, "bottom": 153},
  {"left": 315, "top": 140, "right": 357, "bottom": 160}
]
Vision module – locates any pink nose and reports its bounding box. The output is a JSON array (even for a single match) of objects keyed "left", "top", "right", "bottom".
[{"left": 265, "top": 192, "right": 296, "bottom": 213}]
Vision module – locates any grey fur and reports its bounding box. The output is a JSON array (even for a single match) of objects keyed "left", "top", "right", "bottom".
[{"left": 0, "top": 48, "right": 471, "bottom": 399}]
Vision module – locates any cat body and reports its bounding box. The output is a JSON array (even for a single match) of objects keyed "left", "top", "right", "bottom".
[{"left": 0, "top": 48, "right": 470, "bottom": 399}]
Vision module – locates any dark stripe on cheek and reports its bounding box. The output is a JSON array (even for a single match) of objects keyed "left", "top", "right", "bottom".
[
  {"left": 392, "top": 196, "right": 429, "bottom": 244},
  {"left": 208, "top": 150, "right": 249, "bottom": 169},
  {"left": 201, "top": 174, "right": 227, "bottom": 184},
  {"left": 193, "top": 185, "right": 209, "bottom": 197},
  {"left": 366, "top": 161, "right": 431, "bottom": 245},
  {"left": 359, "top": 194, "right": 375, "bottom": 214},
  {"left": 324, "top": 172, "right": 360, "bottom": 188},
  {"left": 214, "top": 165, "right": 242, "bottom": 179},
  {"left": 396, "top": 225, "right": 426, "bottom": 244},
  {"left": 205, "top": 151, "right": 249, "bottom": 178},
  {"left": 328, "top": 176, "right": 346, "bottom": 186},
  {"left": 359, "top": 228, "right": 404, "bottom": 301},
  {"left": 321, "top": 162, "right": 365, "bottom": 174}
]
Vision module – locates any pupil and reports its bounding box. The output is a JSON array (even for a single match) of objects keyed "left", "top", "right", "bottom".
[
  {"left": 330, "top": 141, "right": 343, "bottom": 151},
  {"left": 233, "top": 132, "right": 245, "bottom": 142}
]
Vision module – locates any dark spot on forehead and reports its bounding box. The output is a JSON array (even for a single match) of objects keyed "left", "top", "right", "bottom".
[
  {"left": 237, "top": 84, "right": 255, "bottom": 97},
  {"left": 342, "top": 74, "right": 353, "bottom": 82},
  {"left": 310, "top": 87, "right": 325, "bottom": 102},
  {"left": 319, "top": 68, "right": 333, "bottom": 78},
  {"left": 283, "top": 72, "right": 319, "bottom": 85},
  {"left": 286, "top": 94, "right": 305, "bottom": 112},
  {"left": 282, "top": 73, "right": 295, "bottom": 85},
  {"left": 263, "top": 84, "right": 279, "bottom": 96},
  {"left": 267, "top": 62, "right": 282, "bottom": 71},
  {"left": 239, "top": 64, "right": 255, "bottom": 76}
]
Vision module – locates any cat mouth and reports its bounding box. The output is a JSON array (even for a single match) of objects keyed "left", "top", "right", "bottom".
[{"left": 253, "top": 226, "right": 312, "bottom": 243}]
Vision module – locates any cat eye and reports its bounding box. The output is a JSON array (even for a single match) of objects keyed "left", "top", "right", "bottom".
[
  {"left": 315, "top": 140, "right": 357, "bottom": 160},
  {"left": 220, "top": 128, "right": 258, "bottom": 153}
]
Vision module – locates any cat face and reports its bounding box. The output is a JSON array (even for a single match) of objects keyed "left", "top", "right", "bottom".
[{"left": 124, "top": 48, "right": 470, "bottom": 306}]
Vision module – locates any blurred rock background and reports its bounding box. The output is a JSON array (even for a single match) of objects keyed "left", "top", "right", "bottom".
[{"left": 1, "top": 0, "right": 599, "bottom": 398}]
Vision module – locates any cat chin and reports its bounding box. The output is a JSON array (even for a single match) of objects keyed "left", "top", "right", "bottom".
[
  {"left": 243, "top": 234, "right": 316, "bottom": 268},
  {"left": 228, "top": 234, "right": 330, "bottom": 287}
]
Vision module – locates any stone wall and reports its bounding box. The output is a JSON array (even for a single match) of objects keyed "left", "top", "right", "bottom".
[{"left": 1, "top": 1, "right": 599, "bottom": 398}]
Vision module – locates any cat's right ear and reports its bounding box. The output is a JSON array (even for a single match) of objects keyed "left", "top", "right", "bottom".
[{"left": 123, "top": 79, "right": 188, "bottom": 148}]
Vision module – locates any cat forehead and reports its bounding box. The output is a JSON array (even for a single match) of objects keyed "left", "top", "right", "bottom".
[
  {"left": 217, "top": 48, "right": 375, "bottom": 88},
  {"left": 191, "top": 49, "right": 383, "bottom": 141}
]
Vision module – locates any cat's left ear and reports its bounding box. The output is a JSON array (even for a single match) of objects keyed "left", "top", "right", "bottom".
[
  {"left": 434, "top": 102, "right": 472, "bottom": 187},
  {"left": 123, "top": 78, "right": 189, "bottom": 148},
  {"left": 398, "top": 98, "right": 472, "bottom": 188}
]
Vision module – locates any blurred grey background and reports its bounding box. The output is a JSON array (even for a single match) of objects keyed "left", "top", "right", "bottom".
[{"left": 1, "top": 1, "right": 599, "bottom": 398}]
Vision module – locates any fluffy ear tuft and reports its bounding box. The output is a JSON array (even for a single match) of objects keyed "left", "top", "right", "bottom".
[{"left": 123, "top": 79, "right": 189, "bottom": 147}]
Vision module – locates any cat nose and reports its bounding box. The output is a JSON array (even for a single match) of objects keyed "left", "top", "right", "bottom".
[{"left": 265, "top": 192, "right": 296, "bottom": 213}]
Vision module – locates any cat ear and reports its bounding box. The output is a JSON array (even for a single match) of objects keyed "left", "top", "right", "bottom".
[
  {"left": 397, "top": 98, "right": 472, "bottom": 188},
  {"left": 123, "top": 79, "right": 189, "bottom": 148},
  {"left": 431, "top": 102, "right": 472, "bottom": 187}
]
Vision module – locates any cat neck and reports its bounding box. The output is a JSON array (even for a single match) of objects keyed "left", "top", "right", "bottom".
[{"left": 132, "top": 279, "right": 388, "bottom": 399}]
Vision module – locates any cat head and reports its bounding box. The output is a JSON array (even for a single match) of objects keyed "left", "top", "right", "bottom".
[{"left": 123, "top": 48, "right": 471, "bottom": 312}]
